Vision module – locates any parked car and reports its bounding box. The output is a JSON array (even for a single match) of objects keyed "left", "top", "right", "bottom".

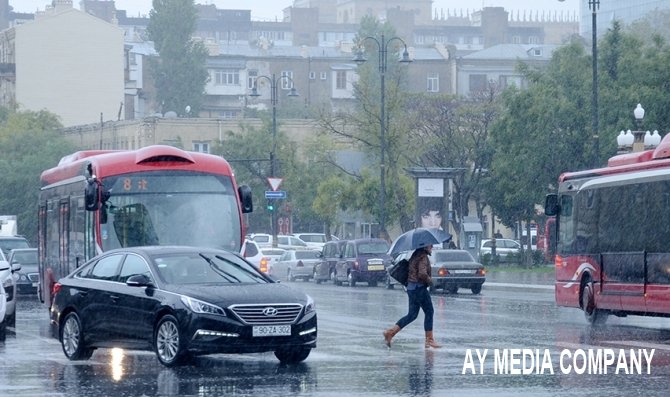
[
  {"left": 249, "top": 233, "right": 272, "bottom": 248},
  {"left": 480, "top": 239, "right": 521, "bottom": 262},
  {"left": 0, "top": 283, "right": 5, "bottom": 339},
  {"left": 334, "top": 239, "right": 392, "bottom": 287},
  {"left": 0, "top": 236, "right": 30, "bottom": 257},
  {"left": 430, "top": 249, "right": 486, "bottom": 294},
  {"left": 271, "top": 250, "right": 322, "bottom": 281},
  {"left": 292, "top": 233, "right": 327, "bottom": 250},
  {"left": 277, "top": 235, "right": 309, "bottom": 250},
  {"left": 9, "top": 248, "right": 38, "bottom": 295},
  {"left": 241, "top": 239, "right": 265, "bottom": 270},
  {"left": 261, "top": 247, "right": 286, "bottom": 271},
  {"left": 0, "top": 249, "right": 15, "bottom": 327},
  {"left": 312, "top": 239, "right": 347, "bottom": 284},
  {"left": 50, "top": 246, "right": 317, "bottom": 367}
]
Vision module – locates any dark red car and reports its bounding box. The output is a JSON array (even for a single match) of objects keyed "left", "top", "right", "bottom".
[{"left": 334, "top": 239, "right": 392, "bottom": 287}]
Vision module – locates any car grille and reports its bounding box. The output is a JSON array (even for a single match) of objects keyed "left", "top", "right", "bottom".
[
  {"left": 229, "top": 303, "right": 303, "bottom": 325},
  {"left": 28, "top": 273, "right": 39, "bottom": 282}
]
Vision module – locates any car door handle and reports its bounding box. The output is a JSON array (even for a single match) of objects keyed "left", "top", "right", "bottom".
[{"left": 108, "top": 294, "right": 119, "bottom": 302}]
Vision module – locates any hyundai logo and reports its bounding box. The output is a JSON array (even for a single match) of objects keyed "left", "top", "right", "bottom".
[{"left": 262, "top": 307, "right": 278, "bottom": 316}]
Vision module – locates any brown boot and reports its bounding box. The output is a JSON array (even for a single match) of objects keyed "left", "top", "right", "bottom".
[
  {"left": 383, "top": 324, "right": 401, "bottom": 348},
  {"left": 425, "top": 331, "right": 442, "bottom": 348}
]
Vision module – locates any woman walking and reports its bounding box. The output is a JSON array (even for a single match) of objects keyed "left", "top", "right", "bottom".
[{"left": 383, "top": 244, "right": 441, "bottom": 349}]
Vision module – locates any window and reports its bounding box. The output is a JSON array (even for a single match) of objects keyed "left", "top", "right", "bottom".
[
  {"left": 512, "top": 36, "right": 521, "bottom": 44},
  {"left": 118, "top": 254, "right": 152, "bottom": 283},
  {"left": 309, "top": 71, "right": 316, "bottom": 80},
  {"left": 468, "top": 74, "right": 487, "bottom": 94},
  {"left": 320, "top": 72, "right": 327, "bottom": 80},
  {"left": 281, "top": 71, "right": 293, "bottom": 90},
  {"left": 192, "top": 141, "right": 210, "bottom": 153},
  {"left": 87, "top": 255, "right": 123, "bottom": 281},
  {"left": 528, "top": 36, "right": 540, "bottom": 44},
  {"left": 427, "top": 72, "right": 439, "bottom": 92},
  {"left": 335, "top": 70, "right": 347, "bottom": 89},
  {"left": 248, "top": 70, "right": 258, "bottom": 90},
  {"left": 214, "top": 69, "right": 240, "bottom": 86}
]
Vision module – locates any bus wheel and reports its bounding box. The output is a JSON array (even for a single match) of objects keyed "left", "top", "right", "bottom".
[{"left": 581, "top": 279, "right": 607, "bottom": 325}]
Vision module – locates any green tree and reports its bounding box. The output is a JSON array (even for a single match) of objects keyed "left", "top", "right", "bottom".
[
  {"left": 147, "top": 0, "right": 209, "bottom": 116},
  {"left": 317, "top": 16, "right": 414, "bottom": 236},
  {"left": 0, "top": 109, "right": 75, "bottom": 244}
]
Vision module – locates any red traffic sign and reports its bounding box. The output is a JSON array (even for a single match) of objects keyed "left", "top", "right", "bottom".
[{"left": 267, "top": 177, "right": 283, "bottom": 191}]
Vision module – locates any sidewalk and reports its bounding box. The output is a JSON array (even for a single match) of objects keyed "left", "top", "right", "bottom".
[{"left": 484, "top": 265, "right": 554, "bottom": 289}]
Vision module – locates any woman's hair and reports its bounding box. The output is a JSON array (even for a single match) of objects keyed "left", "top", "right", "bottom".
[{"left": 419, "top": 197, "right": 443, "bottom": 214}]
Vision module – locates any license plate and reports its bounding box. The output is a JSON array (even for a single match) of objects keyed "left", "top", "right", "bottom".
[
  {"left": 367, "top": 265, "right": 385, "bottom": 271},
  {"left": 32, "top": 282, "right": 38, "bottom": 287},
  {"left": 453, "top": 270, "right": 475, "bottom": 274},
  {"left": 253, "top": 325, "right": 291, "bottom": 337}
]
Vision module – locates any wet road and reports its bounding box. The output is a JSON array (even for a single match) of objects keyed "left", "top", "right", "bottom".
[{"left": 2, "top": 273, "right": 670, "bottom": 396}]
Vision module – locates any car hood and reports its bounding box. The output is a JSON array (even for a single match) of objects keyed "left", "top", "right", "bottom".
[
  {"left": 18, "top": 264, "right": 38, "bottom": 273},
  {"left": 167, "top": 282, "right": 309, "bottom": 307}
]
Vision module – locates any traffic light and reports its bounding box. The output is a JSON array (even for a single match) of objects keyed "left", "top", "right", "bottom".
[{"left": 266, "top": 200, "right": 274, "bottom": 211}]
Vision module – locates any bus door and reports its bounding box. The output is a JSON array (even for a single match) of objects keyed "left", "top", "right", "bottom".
[
  {"left": 600, "top": 252, "right": 646, "bottom": 313},
  {"left": 644, "top": 253, "right": 670, "bottom": 314}
]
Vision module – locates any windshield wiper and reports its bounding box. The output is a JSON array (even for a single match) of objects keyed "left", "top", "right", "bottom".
[
  {"left": 199, "top": 253, "right": 241, "bottom": 283},
  {"left": 214, "top": 254, "right": 267, "bottom": 282}
]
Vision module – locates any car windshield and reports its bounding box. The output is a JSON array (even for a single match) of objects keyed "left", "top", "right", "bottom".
[
  {"left": 433, "top": 251, "right": 474, "bottom": 263},
  {"left": 295, "top": 251, "right": 320, "bottom": 259},
  {"left": 358, "top": 242, "right": 390, "bottom": 255},
  {"left": 0, "top": 239, "right": 30, "bottom": 256},
  {"left": 11, "top": 250, "right": 37, "bottom": 264},
  {"left": 153, "top": 252, "right": 268, "bottom": 285},
  {"left": 300, "top": 234, "right": 326, "bottom": 243},
  {"left": 254, "top": 235, "right": 270, "bottom": 243}
]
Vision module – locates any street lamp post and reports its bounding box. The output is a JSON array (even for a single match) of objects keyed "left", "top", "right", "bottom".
[
  {"left": 250, "top": 74, "right": 298, "bottom": 246},
  {"left": 353, "top": 34, "right": 411, "bottom": 237},
  {"left": 560, "top": 0, "right": 600, "bottom": 166}
]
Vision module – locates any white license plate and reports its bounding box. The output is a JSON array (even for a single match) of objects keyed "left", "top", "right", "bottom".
[
  {"left": 253, "top": 325, "right": 291, "bottom": 337},
  {"left": 453, "top": 270, "right": 475, "bottom": 274},
  {"left": 367, "top": 265, "right": 385, "bottom": 271},
  {"left": 32, "top": 282, "right": 38, "bottom": 287}
]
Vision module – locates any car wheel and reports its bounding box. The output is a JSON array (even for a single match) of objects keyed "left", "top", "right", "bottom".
[
  {"left": 5, "top": 312, "right": 15, "bottom": 328},
  {"left": 0, "top": 322, "right": 6, "bottom": 340},
  {"left": 331, "top": 270, "right": 341, "bottom": 286},
  {"left": 581, "top": 278, "right": 607, "bottom": 325},
  {"left": 471, "top": 284, "right": 482, "bottom": 295},
  {"left": 274, "top": 347, "right": 311, "bottom": 364},
  {"left": 155, "top": 314, "right": 189, "bottom": 367},
  {"left": 61, "top": 312, "right": 94, "bottom": 361},
  {"left": 447, "top": 285, "right": 458, "bottom": 294},
  {"left": 348, "top": 272, "right": 356, "bottom": 287}
]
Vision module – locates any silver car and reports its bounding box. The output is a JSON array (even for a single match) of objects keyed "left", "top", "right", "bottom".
[
  {"left": 480, "top": 239, "right": 521, "bottom": 262},
  {"left": 271, "top": 250, "right": 322, "bottom": 281}
]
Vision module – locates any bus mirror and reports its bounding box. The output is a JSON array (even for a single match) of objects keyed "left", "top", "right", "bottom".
[
  {"left": 85, "top": 179, "right": 100, "bottom": 211},
  {"left": 545, "top": 194, "right": 559, "bottom": 216},
  {"left": 239, "top": 185, "right": 253, "bottom": 214}
]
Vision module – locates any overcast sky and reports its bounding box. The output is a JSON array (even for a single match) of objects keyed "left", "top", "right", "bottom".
[{"left": 12, "top": 1, "right": 579, "bottom": 21}]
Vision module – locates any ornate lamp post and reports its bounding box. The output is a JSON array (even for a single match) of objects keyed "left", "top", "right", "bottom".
[
  {"left": 353, "top": 34, "right": 411, "bottom": 237},
  {"left": 250, "top": 74, "right": 298, "bottom": 246}
]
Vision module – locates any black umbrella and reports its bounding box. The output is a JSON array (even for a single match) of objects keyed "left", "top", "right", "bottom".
[{"left": 389, "top": 228, "right": 452, "bottom": 257}]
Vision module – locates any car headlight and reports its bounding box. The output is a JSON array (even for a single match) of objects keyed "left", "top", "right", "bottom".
[
  {"left": 180, "top": 296, "right": 226, "bottom": 316},
  {"left": 2, "top": 277, "right": 11, "bottom": 288},
  {"left": 304, "top": 294, "right": 315, "bottom": 314}
]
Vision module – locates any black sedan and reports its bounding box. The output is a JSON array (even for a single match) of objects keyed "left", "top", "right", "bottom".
[
  {"left": 429, "top": 249, "right": 486, "bottom": 294},
  {"left": 50, "top": 246, "right": 317, "bottom": 367}
]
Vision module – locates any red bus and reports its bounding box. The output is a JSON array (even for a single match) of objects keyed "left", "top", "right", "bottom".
[
  {"left": 545, "top": 138, "right": 670, "bottom": 324},
  {"left": 38, "top": 145, "right": 253, "bottom": 305}
]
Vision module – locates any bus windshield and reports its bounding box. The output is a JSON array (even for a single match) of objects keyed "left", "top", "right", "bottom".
[{"left": 99, "top": 171, "right": 242, "bottom": 252}]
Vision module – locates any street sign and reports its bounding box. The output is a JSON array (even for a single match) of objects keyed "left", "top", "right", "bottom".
[
  {"left": 267, "top": 177, "right": 283, "bottom": 191},
  {"left": 265, "top": 190, "right": 286, "bottom": 199}
]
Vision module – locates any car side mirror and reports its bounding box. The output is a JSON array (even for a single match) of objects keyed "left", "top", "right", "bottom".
[
  {"left": 11, "top": 262, "right": 21, "bottom": 272},
  {"left": 126, "top": 274, "right": 154, "bottom": 287}
]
